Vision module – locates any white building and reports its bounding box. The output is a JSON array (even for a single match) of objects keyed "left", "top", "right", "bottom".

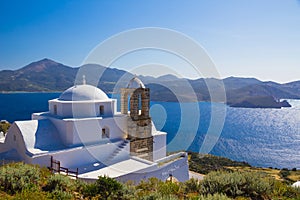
[
  {"left": 292, "top": 181, "right": 300, "bottom": 188},
  {"left": 0, "top": 77, "right": 189, "bottom": 183}
]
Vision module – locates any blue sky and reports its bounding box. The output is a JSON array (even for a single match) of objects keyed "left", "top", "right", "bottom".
[{"left": 0, "top": 0, "right": 300, "bottom": 83}]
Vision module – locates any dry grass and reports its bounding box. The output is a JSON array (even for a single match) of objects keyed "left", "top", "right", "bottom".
[
  {"left": 287, "top": 171, "right": 300, "bottom": 182},
  {"left": 226, "top": 166, "right": 283, "bottom": 181}
]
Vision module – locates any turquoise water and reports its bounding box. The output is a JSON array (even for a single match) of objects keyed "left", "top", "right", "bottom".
[{"left": 0, "top": 93, "right": 299, "bottom": 168}]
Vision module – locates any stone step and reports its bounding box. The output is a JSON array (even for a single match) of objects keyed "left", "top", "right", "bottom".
[{"left": 105, "top": 140, "right": 129, "bottom": 164}]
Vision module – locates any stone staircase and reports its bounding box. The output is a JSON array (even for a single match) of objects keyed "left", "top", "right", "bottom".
[{"left": 105, "top": 140, "right": 129, "bottom": 164}]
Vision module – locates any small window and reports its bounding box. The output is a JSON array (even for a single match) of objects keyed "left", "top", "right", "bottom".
[
  {"left": 102, "top": 127, "right": 109, "bottom": 138},
  {"left": 138, "top": 94, "right": 142, "bottom": 113},
  {"left": 102, "top": 128, "right": 105, "bottom": 137},
  {"left": 100, "top": 105, "right": 104, "bottom": 115},
  {"left": 53, "top": 105, "right": 57, "bottom": 115},
  {"left": 13, "top": 135, "right": 16, "bottom": 141}
]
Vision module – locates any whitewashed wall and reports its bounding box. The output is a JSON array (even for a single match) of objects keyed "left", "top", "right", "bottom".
[
  {"left": 71, "top": 116, "right": 127, "bottom": 146},
  {"left": 2, "top": 123, "right": 28, "bottom": 162},
  {"left": 49, "top": 99, "right": 116, "bottom": 118},
  {"left": 153, "top": 132, "right": 167, "bottom": 161},
  {"left": 32, "top": 140, "right": 128, "bottom": 169},
  {"left": 116, "top": 155, "right": 189, "bottom": 183}
]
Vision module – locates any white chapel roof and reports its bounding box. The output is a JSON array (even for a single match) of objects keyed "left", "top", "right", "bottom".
[
  {"left": 15, "top": 119, "right": 65, "bottom": 154},
  {"left": 58, "top": 84, "right": 109, "bottom": 101}
]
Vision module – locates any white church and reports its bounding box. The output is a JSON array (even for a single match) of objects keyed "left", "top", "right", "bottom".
[{"left": 0, "top": 77, "right": 189, "bottom": 183}]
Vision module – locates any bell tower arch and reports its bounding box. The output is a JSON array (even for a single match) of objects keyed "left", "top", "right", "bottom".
[{"left": 121, "top": 77, "right": 153, "bottom": 161}]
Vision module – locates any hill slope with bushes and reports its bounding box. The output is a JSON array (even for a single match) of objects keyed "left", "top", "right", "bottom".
[{"left": 1, "top": 153, "right": 300, "bottom": 199}]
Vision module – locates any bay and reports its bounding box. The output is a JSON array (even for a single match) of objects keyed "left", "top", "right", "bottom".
[
  {"left": 0, "top": 93, "right": 61, "bottom": 122},
  {"left": 0, "top": 92, "right": 299, "bottom": 169},
  {"left": 150, "top": 100, "right": 300, "bottom": 169}
]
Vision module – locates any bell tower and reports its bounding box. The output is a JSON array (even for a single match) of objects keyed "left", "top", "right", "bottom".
[{"left": 121, "top": 77, "right": 153, "bottom": 161}]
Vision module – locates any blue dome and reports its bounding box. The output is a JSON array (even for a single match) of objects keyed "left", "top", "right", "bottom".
[{"left": 58, "top": 84, "right": 109, "bottom": 101}]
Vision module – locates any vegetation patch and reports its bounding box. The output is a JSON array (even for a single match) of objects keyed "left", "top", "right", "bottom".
[
  {"left": 188, "top": 152, "right": 250, "bottom": 174},
  {"left": 0, "top": 154, "right": 300, "bottom": 199},
  {"left": 0, "top": 120, "right": 10, "bottom": 136}
]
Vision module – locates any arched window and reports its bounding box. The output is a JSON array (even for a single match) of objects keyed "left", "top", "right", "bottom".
[
  {"left": 138, "top": 93, "right": 142, "bottom": 115},
  {"left": 129, "top": 88, "right": 150, "bottom": 120},
  {"left": 99, "top": 105, "right": 104, "bottom": 115},
  {"left": 53, "top": 105, "right": 57, "bottom": 115},
  {"left": 102, "top": 127, "right": 109, "bottom": 138}
]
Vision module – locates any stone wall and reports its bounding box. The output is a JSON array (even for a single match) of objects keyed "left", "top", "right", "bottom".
[
  {"left": 129, "top": 136, "right": 153, "bottom": 161},
  {"left": 127, "top": 117, "right": 152, "bottom": 138},
  {"left": 120, "top": 88, "right": 150, "bottom": 122},
  {"left": 129, "top": 88, "right": 150, "bottom": 121},
  {"left": 120, "top": 88, "right": 135, "bottom": 114},
  {"left": 121, "top": 85, "right": 153, "bottom": 161}
]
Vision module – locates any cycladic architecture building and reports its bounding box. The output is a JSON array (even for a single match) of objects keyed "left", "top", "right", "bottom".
[{"left": 0, "top": 77, "right": 189, "bottom": 182}]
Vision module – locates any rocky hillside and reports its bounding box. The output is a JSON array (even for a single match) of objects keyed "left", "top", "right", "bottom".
[
  {"left": 0, "top": 59, "right": 77, "bottom": 91},
  {"left": 0, "top": 58, "right": 299, "bottom": 108}
]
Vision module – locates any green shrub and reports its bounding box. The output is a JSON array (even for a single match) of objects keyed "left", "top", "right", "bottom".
[
  {"left": 153, "top": 195, "right": 179, "bottom": 200},
  {"left": 73, "top": 179, "right": 87, "bottom": 196},
  {"left": 197, "top": 193, "right": 231, "bottom": 200},
  {"left": 157, "top": 181, "right": 180, "bottom": 197},
  {"left": 13, "top": 190, "right": 48, "bottom": 200},
  {"left": 200, "top": 171, "right": 273, "bottom": 199},
  {"left": 43, "top": 174, "right": 75, "bottom": 192},
  {"left": 46, "top": 189, "right": 73, "bottom": 200},
  {"left": 39, "top": 166, "right": 53, "bottom": 185},
  {"left": 137, "top": 193, "right": 161, "bottom": 200},
  {"left": 2, "top": 161, "right": 300, "bottom": 200},
  {"left": 182, "top": 178, "right": 201, "bottom": 194},
  {"left": 0, "top": 163, "right": 41, "bottom": 194},
  {"left": 43, "top": 174, "right": 84, "bottom": 199},
  {"left": 137, "top": 177, "right": 160, "bottom": 192},
  {"left": 83, "top": 176, "right": 123, "bottom": 199},
  {"left": 135, "top": 178, "right": 161, "bottom": 198},
  {"left": 280, "top": 169, "right": 291, "bottom": 180},
  {"left": 117, "top": 182, "right": 136, "bottom": 200},
  {"left": 138, "top": 193, "right": 179, "bottom": 200},
  {"left": 273, "top": 180, "right": 300, "bottom": 199},
  {"left": 188, "top": 152, "right": 250, "bottom": 174},
  {"left": 135, "top": 178, "right": 183, "bottom": 199},
  {"left": 0, "top": 121, "right": 10, "bottom": 136}
]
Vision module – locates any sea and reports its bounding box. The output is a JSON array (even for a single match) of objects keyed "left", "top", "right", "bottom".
[{"left": 0, "top": 92, "right": 300, "bottom": 169}]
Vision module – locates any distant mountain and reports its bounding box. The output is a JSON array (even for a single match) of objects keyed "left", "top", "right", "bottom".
[
  {"left": 0, "top": 59, "right": 78, "bottom": 91},
  {"left": 140, "top": 74, "right": 182, "bottom": 85},
  {"left": 74, "top": 63, "right": 130, "bottom": 93},
  {"left": 0, "top": 58, "right": 299, "bottom": 108},
  {"left": 223, "top": 77, "right": 262, "bottom": 90},
  {"left": 0, "top": 59, "right": 130, "bottom": 93},
  {"left": 226, "top": 83, "right": 300, "bottom": 106}
]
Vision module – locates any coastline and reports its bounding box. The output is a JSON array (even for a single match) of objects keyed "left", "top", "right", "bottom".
[{"left": 0, "top": 91, "right": 293, "bottom": 109}]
